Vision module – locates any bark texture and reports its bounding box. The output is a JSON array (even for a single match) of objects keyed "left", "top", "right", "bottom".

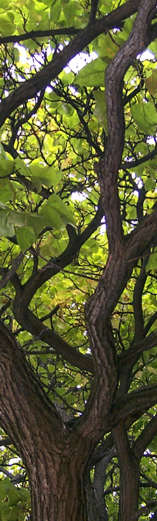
[
  {"left": 0, "top": 323, "right": 91, "bottom": 521},
  {"left": 0, "top": 2, "right": 157, "bottom": 521},
  {"left": 113, "top": 424, "right": 139, "bottom": 521}
]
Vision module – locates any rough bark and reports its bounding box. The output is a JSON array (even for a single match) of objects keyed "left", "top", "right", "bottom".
[
  {"left": 29, "top": 456, "right": 87, "bottom": 521},
  {"left": 113, "top": 424, "right": 139, "bottom": 521},
  {"left": 85, "top": 451, "right": 114, "bottom": 521},
  {"left": 0, "top": 323, "right": 91, "bottom": 521},
  {"left": 0, "top": 2, "right": 157, "bottom": 521},
  {"left": 1, "top": 320, "right": 157, "bottom": 521}
]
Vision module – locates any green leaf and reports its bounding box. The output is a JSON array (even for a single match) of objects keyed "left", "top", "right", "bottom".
[
  {"left": 15, "top": 158, "right": 62, "bottom": 190},
  {"left": 29, "top": 162, "right": 62, "bottom": 189},
  {"left": 148, "top": 40, "right": 157, "bottom": 58},
  {"left": 144, "top": 176, "right": 156, "bottom": 191},
  {"left": 146, "top": 251, "right": 157, "bottom": 271},
  {"left": 95, "top": 33, "right": 118, "bottom": 60},
  {"left": 62, "top": 1, "right": 82, "bottom": 24},
  {"left": 131, "top": 102, "right": 157, "bottom": 134},
  {"left": 98, "top": 0, "right": 113, "bottom": 14},
  {"left": 0, "top": 180, "right": 14, "bottom": 203},
  {"left": 0, "top": 478, "right": 11, "bottom": 498},
  {"left": 0, "top": 158, "right": 14, "bottom": 177},
  {"left": 16, "top": 226, "right": 36, "bottom": 251},
  {"left": 39, "top": 194, "right": 75, "bottom": 228},
  {"left": 0, "top": 13, "right": 15, "bottom": 35},
  {"left": 75, "top": 58, "right": 106, "bottom": 87},
  {"left": 48, "top": 194, "right": 75, "bottom": 225},
  {"left": 15, "top": 157, "right": 30, "bottom": 177},
  {"left": 94, "top": 90, "right": 107, "bottom": 130},
  {"left": 50, "top": 0, "right": 62, "bottom": 24},
  {"left": 0, "top": 210, "right": 15, "bottom": 237},
  {"left": 40, "top": 231, "right": 68, "bottom": 257}
]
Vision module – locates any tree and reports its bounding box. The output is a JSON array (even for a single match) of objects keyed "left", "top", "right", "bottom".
[{"left": 0, "top": 0, "right": 157, "bottom": 519}]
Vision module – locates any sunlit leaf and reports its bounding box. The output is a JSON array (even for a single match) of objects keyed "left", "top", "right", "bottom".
[
  {"left": 0, "top": 180, "right": 14, "bottom": 203},
  {"left": 0, "top": 159, "right": 14, "bottom": 177},
  {"left": 0, "top": 13, "right": 15, "bottom": 35},
  {"left": 146, "top": 250, "right": 157, "bottom": 271}
]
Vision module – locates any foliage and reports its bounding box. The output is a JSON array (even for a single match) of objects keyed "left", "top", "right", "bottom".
[{"left": 0, "top": 1, "right": 157, "bottom": 520}]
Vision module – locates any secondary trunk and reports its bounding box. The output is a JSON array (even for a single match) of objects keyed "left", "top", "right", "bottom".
[{"left": 113, "top": 423, "right": 139, "bottom": 521}]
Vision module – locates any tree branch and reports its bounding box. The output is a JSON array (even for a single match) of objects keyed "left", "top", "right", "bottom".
[
  {"left": 13, "top": 305, "right": 94, "bottom": 372},
  {"left": 113, "top": 423, "right": 139, "bottom": 520},
  {"left": 132, "top": 257, "right": 147, "bottom": 342},
  {"left": 134, "top": 414, "right": 157, "bottom": 460},
  {"left": 110, "top": 385, "right": 157, "bottom": 429},
  {"left": 0, "top": 27, "right": 81, "bottom": 45},
  {"left": 0, "top": 0, "right": 141, "bottom": 127},
  {"left": 12, "top": 202, "right": 104, "bottom": 308}
]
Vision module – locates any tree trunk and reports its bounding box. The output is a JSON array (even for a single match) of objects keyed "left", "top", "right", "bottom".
[
  {"left": 0, "top": 323, "right": 91, "bottom": 521},
  {"left": 29, "top": 453, "right": 87, "bottom": 521},
  {"left": 113, "top": 424, "right": 139, "bottom": 521}
]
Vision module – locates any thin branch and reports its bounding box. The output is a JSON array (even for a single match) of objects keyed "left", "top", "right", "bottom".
[
  {"left": 89, "top": 0, "right": 99, "bottom": 23},
  {"left": 118, "top": 331, "right": 157, "bottom": 372},
  {"left": 144, "top": 311, "right": 157, "bottom": 335},
  {"left": 13, "top": 201, "right": 104, "bottom": 308},
  {"left": 0, "top": 27, "right": 81, "bottom": 45},
  {"left": 132, "top": 257, "right": 148, "bottom": 342},
  {"left": 122, "top": 144, "right": 157, "bottom": 170},
  {"left": 0, "top": 253, "right": 24, "bottom": 290},
  {"left": 110, "top": 385, "right": 157, "bottom": 430}
]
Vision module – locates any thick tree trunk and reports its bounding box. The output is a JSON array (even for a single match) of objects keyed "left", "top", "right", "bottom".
[
  {"left": 0, "top": 323, "right": 90, "bottom": 521},
  {"left": 29, "top": 455, "right": 87, "bottom": 521}
]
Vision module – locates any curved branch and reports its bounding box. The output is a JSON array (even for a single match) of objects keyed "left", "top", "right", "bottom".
[
  {"left": 126, "top": 209, "right": 157, "bottom": 266},
  {"left": 1, "top": 206, "right": 103, "bottom": 373},
  {"left": 122, "top": 144, "right": 157, "bottom": 170},
  {"left": 13, "top": 305, "right": 93, "bottom": 373},
  {"left": 76, "top": 0, "right": 157, "bottom": 444},
  {"left": 118, "top": 331, "right": 157, "bottom": 373},
  {"left": 145, "top": 312, "right": 157, "bottom": 335},
  {"left": 110, "top": 385, "right": 157, "bottom": 429},
  {"left": 98, "top": 0, "right": 156, "bottom": 252},
  {"left": 14, "top": 202, "right": 104, "bottom": 308},
  {"left": 134, "top": 414, "right": 157, "bottom": 460}
]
